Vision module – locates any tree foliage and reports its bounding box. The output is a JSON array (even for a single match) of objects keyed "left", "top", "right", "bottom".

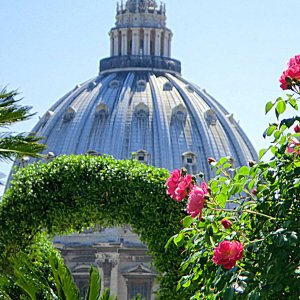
[
  {"left": 0, "top": 88, "right": 46, "bottom": 161},
  {"left": 0, "top": 155, "right": 184, "bottom": 299}
]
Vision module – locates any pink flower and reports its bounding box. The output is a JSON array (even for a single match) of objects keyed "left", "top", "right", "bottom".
[
  {"left": 252, "top": 188, "right": 258, "bottom": 196},
  {"left": 288, "top": 54, "right": 300, "bottom": 67},
  {"left": 287, "top": 140, "right": 300, "bottom": 155},
  {"left": 207, "top": 157, "right": 216, "bottom": 164},
  {"left": 175, "top": 174, "right": 193, "bottom": 202},
  {"left": 166, "top": 169, "right": 182, "bottom": 199},
  {"left": 186, "top": 183, "right": 208, "bottom": 218},
  {"left": 212, "top": 240, "right": 244, "bottom": 270},
  {"left": 221, "top": 219, "right": 232, "bottom": 229},
  {"left": 294, "top": 124, "right": 300, "bottom": 133},
  {"left": 279, "top": 64, "right": 300, "bottom": 90}
]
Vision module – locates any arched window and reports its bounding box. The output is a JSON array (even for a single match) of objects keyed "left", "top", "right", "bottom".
[{"left": 63, "top": 107, "right": 76, "bottom": 122}]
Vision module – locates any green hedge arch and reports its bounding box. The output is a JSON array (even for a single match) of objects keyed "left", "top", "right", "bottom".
[{"left": 0, "top": 155, "right": 184, "bottom": 299}]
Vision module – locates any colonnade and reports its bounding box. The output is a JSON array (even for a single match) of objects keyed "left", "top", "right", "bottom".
[{"left": 109, "top": 28, "right": 172, "bottom": 57}]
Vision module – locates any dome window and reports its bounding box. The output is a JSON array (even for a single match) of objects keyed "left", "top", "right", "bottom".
[
  {"left": 40, "top": 110, "right": 54, "bottom": 126},
  {"left": 63, "top": 107, "right": 76, "bottom": 122},
  {"left": 163, "top": 82, "right": 173, "bottom": 91},
  {"left": 134, "top": 103, "right": 149, "bottom": 119},
  {"left": 186, "top": 84, "right": 195, "bottom": 93},
  {"left": 88, "top": 81, "right": 97, "bottom": 90},
  {"left": 172, "top": 104, "right": 187, "bottom": 122},
  {"left": 95, "top": 103, "right": 109, "bottom": 119},
  {"left": 109, "top": 80, "right": 120, "bottom": 89},
  {"left": 204, "top": 109, "right": 217, "bottom": 126},
  {"left": 137, "top": 80, "right": 147, "bottom": 91},
  {"left": 182, "top": 151, "right": 197, "bottom": 166},
  {"left": 134, "top": 150, "right": 149, "bottom": 164}
]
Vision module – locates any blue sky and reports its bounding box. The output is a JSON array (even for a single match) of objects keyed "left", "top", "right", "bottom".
[{"left": 0, "top": 0, "right": 300, "bottom": 186}]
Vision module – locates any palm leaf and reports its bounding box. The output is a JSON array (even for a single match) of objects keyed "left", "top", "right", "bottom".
[
  {"left": 99, "top": 289, "right": 118, "bottom": 300},
  {"left": 85, "top": 266, "right": 101, "bottom": 300},
  {"left": 0, "top": 134, "right": 46, "bottom": 161},
  {"left": 49, "top": 254, "right": 80, "bottom": 300},
  {"left": 0, "top": 89, "right": 34, "bottom": 127}
]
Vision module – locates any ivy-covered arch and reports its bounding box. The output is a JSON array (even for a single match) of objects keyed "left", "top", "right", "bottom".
[{"left": 0, "top": 155, "right": 184, "bottom": 299}]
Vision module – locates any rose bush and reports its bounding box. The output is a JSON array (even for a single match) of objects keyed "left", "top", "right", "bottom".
[{"left": 166, "top": 55, "right": 300, "bottom": 299}]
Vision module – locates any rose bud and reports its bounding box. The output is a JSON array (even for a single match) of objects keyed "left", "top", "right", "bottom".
[
  {"left": 248, "top": 160, "right": 256, "bottom": 167},
  {"left": 207, "top": 157, "right": 216, "bottom": 164},
  {"left": 294, "top": 124, "right": 300, "bottom": 133},
  {"left": 221, "top": 219, "right": 232, "bottom": 229},
  {"left": 252, "top": 188, "right": 258, "bottom": 196}
]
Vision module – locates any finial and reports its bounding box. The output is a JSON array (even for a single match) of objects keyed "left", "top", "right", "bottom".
[
  {"left": 117, "top": 2, "right": 120, "bottom": 14},
  {"left": 121, "top": 0, "right": 124, "bottom": 11},
  {"left": 135, "top": 0, "right": 139, "bottom": 13}
]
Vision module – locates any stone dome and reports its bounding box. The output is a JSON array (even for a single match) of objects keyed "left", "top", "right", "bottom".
[
  {"left": 33, "top": 71, "right": 256, "bottom": 177},
  {"left": 29, "top": 0, "right": 256, "bottom": 178}
]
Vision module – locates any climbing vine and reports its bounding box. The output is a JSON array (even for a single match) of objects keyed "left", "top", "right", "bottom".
[{"left": 0, "top": 155, "right": 184, "bottom": 300}]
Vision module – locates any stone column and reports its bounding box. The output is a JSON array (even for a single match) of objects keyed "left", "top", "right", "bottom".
[
  {"left": 131, "top": 28, "right": 140, "bottom": 56},
  {"left": 113, "top": 30, "right": 119, "bottom": 56},
  {"left": 109, "top": 32, "right": 114, "bottom": 57},
  {"left": 143, "top": 28, "right": 151, "bottom": 56},
  {"left": 168, "top": 32, "right": 173, "bottom": 57},
  {"left": 110, "top": 257, "right": 119, "bottom": 296},
  {"left": 120, "top": 29, "right": 128, "bottom": 55},
  {"left": 163, "top": 31, "right": 170, "bottom": 57},
  {"left": 154, "top": 29, "right": 162, "bottom": 56},
  {"left": 96, "top": 255, "right": 118, "bottom": 291}
]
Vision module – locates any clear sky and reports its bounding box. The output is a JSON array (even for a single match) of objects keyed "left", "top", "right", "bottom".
[{"left": 0, "top": 0, "right": 300, "bottom": 187}]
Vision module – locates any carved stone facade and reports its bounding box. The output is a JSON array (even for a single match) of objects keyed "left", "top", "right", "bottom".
[{"left": 54, "top": 227, "right": 157, "bottom": 300}]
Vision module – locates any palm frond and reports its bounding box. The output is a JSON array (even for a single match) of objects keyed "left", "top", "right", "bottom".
[
  {"left": 85, "top": 266, "right": 101, "bottom": 300},
  {"left": 49, "top": 254, "right": 80, "bottom": 300},
  {"left": 99, "top": 289, "right": 118, "bottom": 300},
  {"left": 0, "top": 134, "right": 46, "bottom": 161},
  {"left": 0, "top": 89, "right": 34, "bottom": 127}
]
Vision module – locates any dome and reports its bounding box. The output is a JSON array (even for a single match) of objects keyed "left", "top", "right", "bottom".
[
  {"left": 28, "top": 3, "right": 256, "bottom": 180},
  {"left": 33, "top": 71, "right": 256, "bottom": 177}
]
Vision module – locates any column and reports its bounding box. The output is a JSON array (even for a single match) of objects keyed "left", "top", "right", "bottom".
[
  {"left": 113, "top": 30, "right": 119, "bottom": 56},
  {"left": 168, "top": 32, "right": 173, "bottom": 57},
  {"left": 143, "top": 28, "right": 151, "bottom": 56},
  {"left": 131, "top": 28, "right": 140, "bottom": 56},
  {"left": 163, "top": 31, "right": 170, "bottom": 57},
  {"left": 120, "top": 29, "right": 128, "bottom": 55},
  {"left": 109, "top": 32, "right": 114, "bottom": 57},
  {"left": 154, "top": 29, "right": 162, "bottom": 56}
]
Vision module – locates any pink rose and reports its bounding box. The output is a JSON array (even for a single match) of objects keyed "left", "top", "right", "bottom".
[
  {"left": 175, "top": 174, "right": 193, "bottom": 202},
  {"left": 186, "top": 183, "right": 208, "bottom": 218},
  {"left": 221, "top": 219, "right": 232, "bottom": 229},
  {"left": 280, "top": 65, "right": 300, "bottom": 90},
  {"left": 288, "top": 54, "right": 300, "bottom": 67},
  {"left": 212, "top": 240, "right": 244, "bottom": 270},
  {"left": 294, "top": 124, "right": 300, "bottom": 133},
  {"left": 166, "top": 169, "right": 182, "bottom": 199},
  {"left": 287, "top": 140, "right": 300, "bottom": 155}
]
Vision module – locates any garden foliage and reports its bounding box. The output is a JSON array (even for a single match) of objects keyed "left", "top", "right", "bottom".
[
  {"left": 0, "top": 156, "right": 184, "bottom": 299},
  {"left": 166, "top": 55, "right": 300, "bottom": 299}
]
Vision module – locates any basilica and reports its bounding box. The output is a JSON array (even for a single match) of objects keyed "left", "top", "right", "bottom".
[{"left": 24, "top": 1, "right": 257, "bottom": 299}]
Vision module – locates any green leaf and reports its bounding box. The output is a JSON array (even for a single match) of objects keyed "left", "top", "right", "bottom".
[
  {"left": 174, "top": 233, "right": 183, "bottom": 245},
  {"left": 216, "top": 193, "right": 227, "bottom": 208},
  {"left": 85, "top": 266, "right": 101, "bottom": 300},
  {"left": 239, "top": 166, "right": 250, "bottom": 176},
  {"left": 259, "top": 148, "right": 268, "bottom": 160},
  {"left": 265, "top": 101, "right": 274, "bottom": 114},
  {"left": 276, "top": 101, "right": 286, "bottom": 116},
  {"left": 183, "top": 216, "right": 194, "bottom": 228}
]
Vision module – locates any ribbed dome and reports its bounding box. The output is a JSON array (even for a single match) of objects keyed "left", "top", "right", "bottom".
[{"left": 33, "top": 71, "right": 256, "bottom": 178}]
